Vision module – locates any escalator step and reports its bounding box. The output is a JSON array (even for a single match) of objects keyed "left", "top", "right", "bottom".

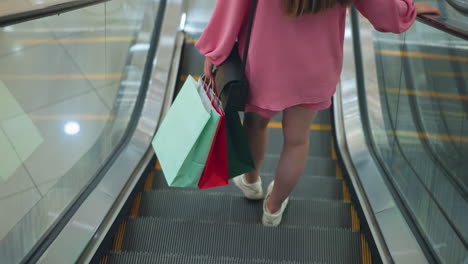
[
  {"left": 262, "top": 155, "right": 336, "bottom": 176},
  {"left": 104, "top": 252, "right": 308, "bottom": 264},
  {"left": 122, "top": 218, "right": 361, "bottom": 263},
  {"left": 236, "top": 174, "right": 343, "bottom": 200},
  {"left": 139, "top": 191, "right": 351, "bottom": 228},
  {"left": 152, "top": 171, "right": 343, "bottom": 201},
  {"left": 250, "top": 109, "right": 331, "bottom": 124},
  {"left": 268, "top": 130, "right": 332, "bottom": 158}
]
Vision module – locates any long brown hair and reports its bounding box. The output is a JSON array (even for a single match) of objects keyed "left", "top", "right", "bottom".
[{"left": 281, "top": 0, "right": 351, "bottom": 17}]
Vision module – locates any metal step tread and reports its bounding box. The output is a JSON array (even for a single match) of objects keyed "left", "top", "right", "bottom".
[
  {"left": 267, "top": 129, "right": 333, "bottom": 158},
  {"left": 152, "top": 172, "right": 344, "bottom": 201},
  {"left": 106, "top": 252, "right": 316, "bottom": 264},
  {"left": 121, "top": 217, "right": 361, "bottom": 263},
  {"left": 102, "top": 252, "right": 311, "bottom": 264},
  {"left": 261, "top": 155, "right": 336, "bottom": 177},
  {"left": 139, "top": 190, "right": 351, "bottom": 229}
]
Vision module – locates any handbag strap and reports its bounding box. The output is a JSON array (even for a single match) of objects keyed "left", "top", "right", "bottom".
[{"left": 241, "top": 0, "right": 258, "bottom": 73}]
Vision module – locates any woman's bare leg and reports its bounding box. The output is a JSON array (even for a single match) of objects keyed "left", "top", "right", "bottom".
[
  {"left": 267, "top": 106, "right": 317, "bottom": 213},
  {"left": 243, "top": 112, "right": 271, "bottom": 184}
]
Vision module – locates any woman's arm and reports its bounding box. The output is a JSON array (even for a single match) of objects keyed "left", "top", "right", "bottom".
[
  {"left": 195, "top": 0, "right": 250, "bottom": 68},
  {"left": 353, "top": 0, "right": 439, "bottom": 33}
]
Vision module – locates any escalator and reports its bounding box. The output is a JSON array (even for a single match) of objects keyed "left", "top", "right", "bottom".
[
  {"left": 86, "top": 2, "right": 468, "bottom": 264},
  {"left": 90, "top": 28, "right": 375, "bottom": 263},
  {"left": 1, "top": 0, "right": 467, "bottom": 264},
  {"left": 94, "top": 128, "right": 367, "bottom": 263}
]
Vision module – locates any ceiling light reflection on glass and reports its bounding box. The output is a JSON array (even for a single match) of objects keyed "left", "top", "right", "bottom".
[{"left": 64, "top": 121, "right": 80, "bottom": 135}]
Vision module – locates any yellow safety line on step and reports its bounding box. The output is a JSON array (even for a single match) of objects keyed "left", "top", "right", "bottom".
[
  {"left": 342, "top": 181, "right": 351, "bottom": 203},
  {"left": 361, "top": 233, "right": 372, "bottom": 264},
  {"left": 267, "top": 122, "right": 282, "bottom": 129},
  {"left": 310, "top": 124, "right": 332, "bottom": 131},
  {"left": 112, "top": 225, "right": 121, "bottom": 251},
  {"left": 183, "top": 33, "right": 199, "bottom": 44},
  {"left": 367, "top": 237, "right": 372, "bottom": 264},
  {"left": 351, "top": 205, "right": 361, "bottom": 232},
  {"left": 331, "top": 137, "right": 337, "bottom": 160},
  {"left": 99, "top": 255, "right": 108, "bottom": 264},
  {"left": 267, "top": 122, "right": 332, "bottom": 131},
  {"left": 185, "top": 38, "right": 199, "bottom": 44},
  {"left": 144, "top": 171, "right": 155, "bottom": 191},
  {"left": 118, "top": 221, "right": 127, "bottom": 252},
  {"left": 112, "top": 221, "right": 127, "bottom": 253},
  {"left": 361, "top": 235, "right": 365, "bottom": 263},
  {"left": 130, "top": 192, "right": 142, "bottom": 218},
  {"left": 336, "top": 164, "right": 343, "bottom": 179},
  {"left": 361, "top": 234, "right": 368, "bottom": 264},
  {"left": 356, "top": 208, "right": 361, "bottom": 231},
  {"left": 155, "top": 160, "right": 162, "bottom": 170}
]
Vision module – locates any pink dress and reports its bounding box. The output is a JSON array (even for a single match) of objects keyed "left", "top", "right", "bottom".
[{"left": 195, "top": 0, "right": 416, "bottom": 118}]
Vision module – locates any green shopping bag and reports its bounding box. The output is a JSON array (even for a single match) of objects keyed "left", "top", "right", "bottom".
[
  {"left": 225, "top": 111, "right": 256, "bottom": 178},
  {"left": 152, "top": 75, "right": 220, "bottom": 187}
]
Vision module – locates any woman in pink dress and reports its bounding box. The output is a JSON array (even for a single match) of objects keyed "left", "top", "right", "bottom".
[{"left": 196, "top": 0, "right": 439, "bottom": 227}]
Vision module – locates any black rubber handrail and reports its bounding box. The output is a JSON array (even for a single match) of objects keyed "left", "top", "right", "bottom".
[
  {"left": 446, "top": 0, "right": 468, "bottom": 15},
  {"left": 417, "top": 14, "right": 468, "bottom": 41},
  {"left": 0, "top": 0, "right": 108, "bottom": 27}
]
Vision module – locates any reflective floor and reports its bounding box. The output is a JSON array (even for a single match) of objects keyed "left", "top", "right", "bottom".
[{"left": 0, "top": 0, "right": 148, "bottom": 241}]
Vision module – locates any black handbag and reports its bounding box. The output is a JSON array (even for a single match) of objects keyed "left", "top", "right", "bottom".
[{"left": 215, "top": 0, "right": 258, "bottom": 112}]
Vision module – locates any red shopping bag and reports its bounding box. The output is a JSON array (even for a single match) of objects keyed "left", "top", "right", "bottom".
[
  {"left": 198, "top": 115, "right": 228, "bottom": 189},
  {"left": 198, "top": 79, "right": 229, "bottom": 189}
]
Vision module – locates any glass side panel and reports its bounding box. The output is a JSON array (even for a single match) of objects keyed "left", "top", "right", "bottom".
[
  {"left": 0, "top": 0, "right": 162, "bottom": 263},
  {"left": 356, "top": 6, "right": 468, "bottom": 264}
]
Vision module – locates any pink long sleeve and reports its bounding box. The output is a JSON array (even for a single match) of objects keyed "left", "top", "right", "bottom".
[
  {"left": 195, "top": 0, "right": 250, "bottom": 66},
  {"left": 354, "top": 0, "right": 416, "bottom": 33},
  {"left": 194, "top": 0, "right": 417, "bottom": 116}
]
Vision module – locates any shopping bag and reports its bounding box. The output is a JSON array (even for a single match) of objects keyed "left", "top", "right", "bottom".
[
  {"left": 225, "top": 111, "right": 256, "bottom": 178},
  {"left": 198, "top": 79, "right": 229, "bottom": 189},
  {"left": 152, "top": 75, "right": 220, "bottom": 187}
]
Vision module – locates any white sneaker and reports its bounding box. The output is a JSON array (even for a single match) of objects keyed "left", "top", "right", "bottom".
[
  {"left": 233, "top": 174, "right": 263, "bottom": 200},
  {"left": 262, "top": 181, "right": 290, "bottom": 227}
]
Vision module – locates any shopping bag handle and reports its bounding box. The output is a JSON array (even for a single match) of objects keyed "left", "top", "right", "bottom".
[{"left": 199, "top": 75, "right": 224, "bottom": 112}]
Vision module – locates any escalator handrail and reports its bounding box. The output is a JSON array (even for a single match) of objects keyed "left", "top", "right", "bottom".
[
  {"left": 417, "top": 14, "right": 468, "bottom": 41},
  {"left": 0, "top": 0, "right": 108, "bottom": 27},
  {"left": 446, "top": 0, "right": 468, "bottom": 15}
]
